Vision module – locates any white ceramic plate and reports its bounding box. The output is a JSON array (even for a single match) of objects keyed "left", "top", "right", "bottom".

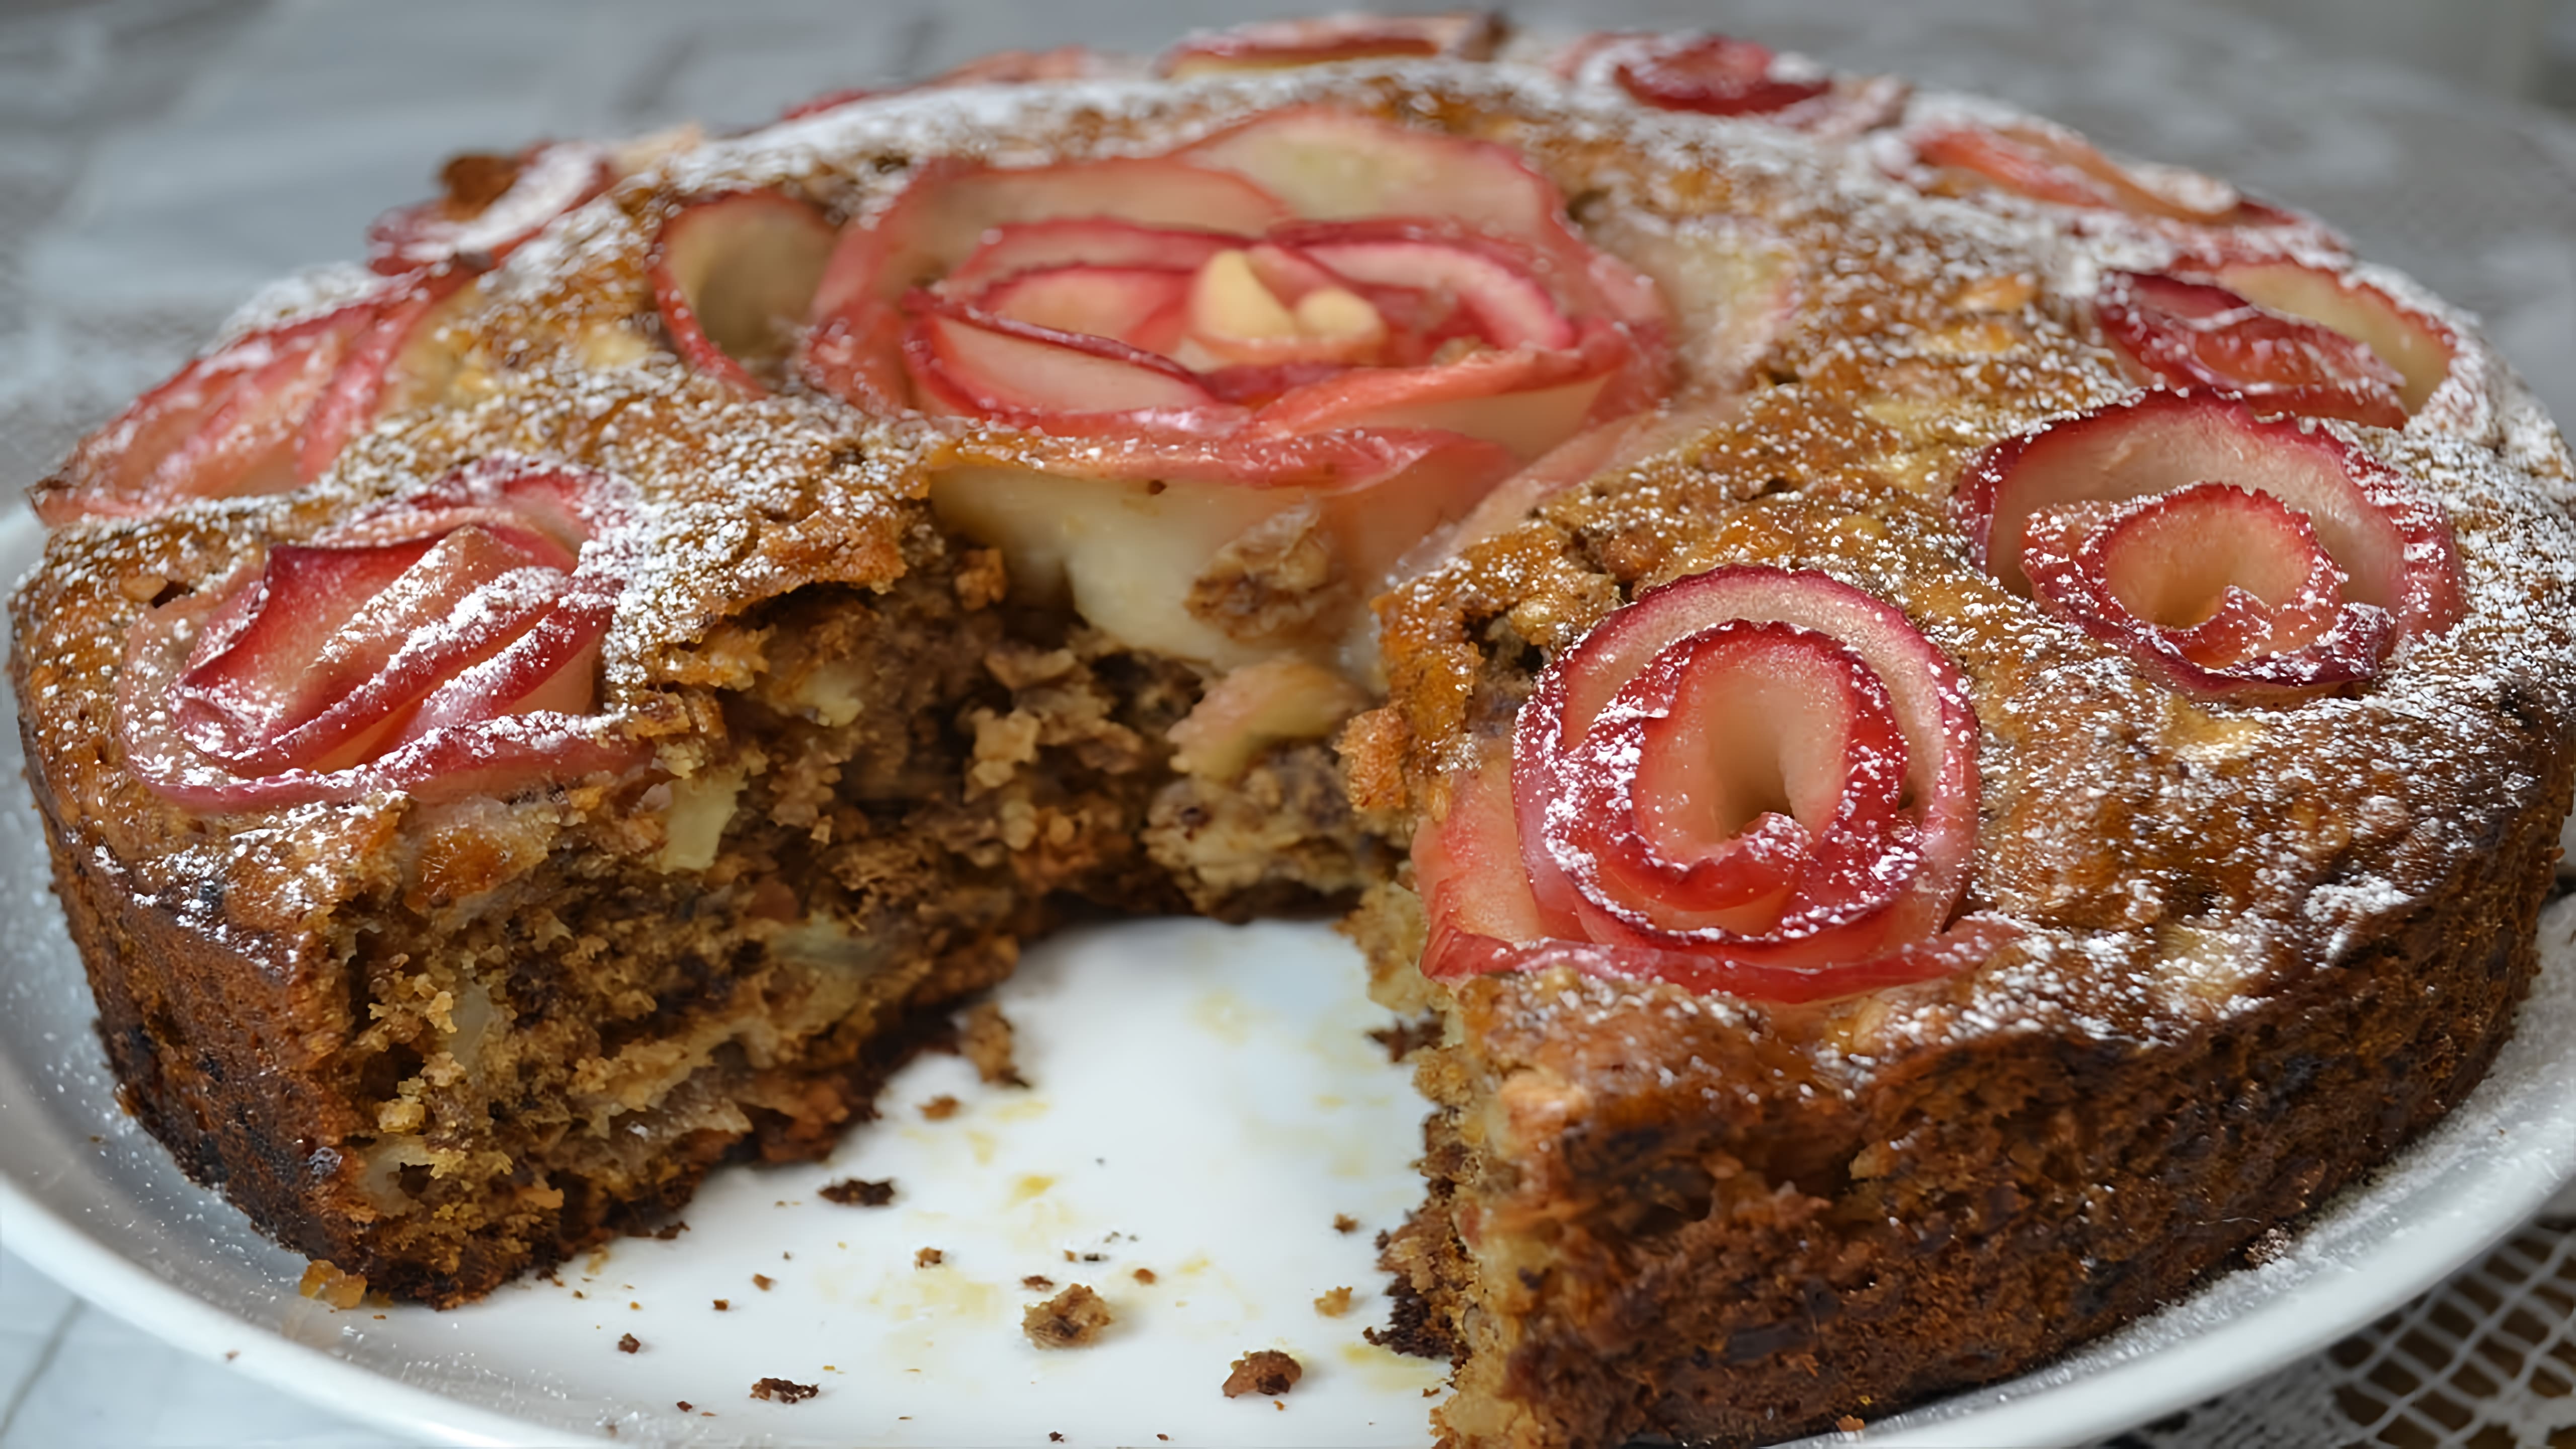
[{"left": 2, "top": 495, "right": 2572, "bottom": 1447}]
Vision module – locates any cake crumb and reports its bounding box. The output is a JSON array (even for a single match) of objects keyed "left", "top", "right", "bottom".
[
  {"left": 616, "top": 1334, "right": 640, "bottom": 1354},
  {"left": 752, "top": 1274, "right": 774, "bottom": 1291},
  {"left": 646, "top": 1219, "right": 689, "bottom": 1241},
  {"left": 1133, "top": 1267, "right": 1158, "bottom": 1285},
  {"left": 1332, "top": 1214, "right": 1359, "bottom": 1234},
  {"left": 921, "top": 1094, "right": 961, "bottom": 1120},
  {"left": 1049, "top": 1435, "right": 1065, "bottom": 1443},
  {"left": 820, "top": 1177, "right": 896, "bottom": 1206},
  {"left": 1367, "top": 1016, "right": 1442, "bottom": 1062},
  {"left": 916, "top": 1247, "right": 945, "bottom": 1268},
  {"left": 676, "top": 1402, "right": 692, "bottom": 1412},
  {"left": 1836, "top": 1414, "right": 1867, "bottom": 1433},
  {"left": 1023, "top": 1274, "right": 1057, "bottom": 1290},
  {"left": 1223, "top": 1349, "right": 1303, "bottom": 1398},
  {"left": 713, "top": 1299, "right": 729, "bottom": 1311},
  {"left": 959, "top": 1000, "right": 1028, "bottom": 1086},
  {"left": 954, "top": 546, "right": 1008, "bottom": 610},
  {"left": 1024, "top": 1283, "right": 1114, "bottom": 1348},
  {"left": 1314, "top": 1286, "right": 1353, "bottom": 1317},
  {"left": 297, "top": 1260, "right": 367, "bottom": 1310},
  {"left": 750, "top": 1378, "right": 819, "bottom": 1404}
]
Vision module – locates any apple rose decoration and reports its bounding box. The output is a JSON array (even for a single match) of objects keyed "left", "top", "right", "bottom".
[
  {"left": 364, "top": 141, "right": 612, "bottom": 276},
  {"left": 1417, "top": 567, "right": 2004, "bottom": 1005},
  {"left": 2096, "top": 260, "right": 2455, "bottom": 427},
  {"left": 770, "top": 105, "right": 1668, "bottom": 663},
  {"left": 1907, "top": 118, "right": 2294, "bottom": 229},
  {"left": 36, "top": 269, "right": 479, "bottom": 527},
  {"left": 1157, "top": 13, "right": 1503, "bottom": 76},
  {"left": 118, "top": 457, "right": 648, "bottom": 811},
  {"left": 1956, "top": 392, "right": 2464, "bottom": 700}
]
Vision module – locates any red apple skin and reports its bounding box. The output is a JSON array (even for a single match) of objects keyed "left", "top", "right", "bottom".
[
  {"left": 117, "top": 457, "right": 648, "bottom": 812},
  {"left": 1911, "top": 123, "right": 2300, "bottom": 232},
  {"left": 2018, "top": 483, "right": 2396, "bottom": 701},
  {"left": 1409, "top": 566, "right": 1999, "bottom": 1005},
  {"left": 1954, "top": 391, "right": 2465, "bottom": 649},
  {"left": 2096, "top": 271, "right": 2408, "bottom": 428},
  {"left": 651, "top": 190, "right": 839, "bottom": 396},
  {"left": 363, "top": 141, "right": 611, "bottom": 277},
  {"left": 1155, "top": 14, "right": 1502, "bottom": 77},
  {"left": 1609, "top": 35, "right": 1831, "bottom": 117}
]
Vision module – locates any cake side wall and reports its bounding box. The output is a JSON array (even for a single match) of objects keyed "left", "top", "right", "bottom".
[{"left": 1425, "top": 756, "right": 2569, "bottom": 1449}]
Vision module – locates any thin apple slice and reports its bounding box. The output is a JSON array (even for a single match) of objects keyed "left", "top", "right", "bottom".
[
  {"left": 1279, "top": 225, "right": 1574, "bottom": 350},
  {"left": 803, "top": 156, "right": 1293, "bottom": 410},
  {"left": 1176, "top": 106, "right": 1665, "bottom": 328},
  {"left": 1558, "top": 622, "right": 1907, "bottom": 939},
  {"left": 2096, "top": 271, "right": 2407, "bottom": 428},
  {"left": 905, "top": 295, "right": 1223, "bottom": 418},
  {"left": 652, "top": 189, "right": 838, "bottom": 394},
  {"left": 120, "top": 457, "right": 645, "bottom": 811},
  {"left": 810, "top": 157, "right": 1293, "bottom": 321},
  {"left": 41, "top": 298, "right": 399, "bottom": 526},
  {"left": 1955, "top": 391, "right": 2464, "bottom": 641},
  {"left": 2019, "top": 484, "right": 2393, "bottom": 698},
  {"left": 974, "top": 265, "right": 1196, "bottom": 350},
  {"left": 297, "top": 267, "right": 481, "bottom": 481},
  {"left": 1157, "top": 13, "right": 1502, "bottom": 76},
  {"left": 364, "top": 141, "right": 611, "bottom": 276},
  {"left": 1247, "top": 328, "right": 1620, "bottom": 460},
  {"left": 1411, "top": 566, "right": 1996, "bottom": 1002},
  {"left": 1913, "top": 122, "right": 2277, "bottom": 227},
  {"left": 2205, "top": 259, "right": 2456, "bottom": 414},
  {"left": 941, "top": 220, "right": 1245, "bottom": 293},
  {"left": 1514, "top": 566, "right": 1981, "bottom": 975},
  {"left": 1608, "top": 34, "right": 1830, "bottom": 116}
]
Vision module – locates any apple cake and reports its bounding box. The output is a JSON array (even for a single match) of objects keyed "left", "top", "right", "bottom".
[{"left": 13, "top": 15, "right": 2576, "bottom": 1447}]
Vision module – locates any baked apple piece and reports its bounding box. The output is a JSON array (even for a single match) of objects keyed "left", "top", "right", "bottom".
[
  {"left": 117, "top": 457, "right": 647, "bottom": 810},
  {"left": 35, "top": 269, "right": 480, "bottom": 526},
  {"left": 651, "top": 190, "right": 838, "bottom": 394},
  {"left": 364, "top": 141, "right": 611, "bottom": 276},
  {"left": 800, "top": 106, "right": 1674, "bottom": 666},
  {"left": 2096, "top": 270, "right": 2412, "bottom": 427},
  {"left": 1418, "top": 566, "right": 2003, "bottom": 1004},
  {"left": 1909, "top": 118, "right": 2295, "bottom": 228},
  {"left": 1157, "top": 13, "right": 1503, "bottom": 76},
  {"left": 1956, "top": 391, "right": 2464, "bottom": 699},
  {"left": 2096, "top": 260, "right": 2457, "bottom": 428}
]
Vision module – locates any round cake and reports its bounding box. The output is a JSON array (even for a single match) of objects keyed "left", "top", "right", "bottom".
[{"left": 13, "top": 15, "right": 2576, "bottom": 1447}]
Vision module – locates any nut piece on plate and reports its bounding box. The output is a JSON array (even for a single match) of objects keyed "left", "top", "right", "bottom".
[
  {"left": 1223, "top": 1348, "right": 1304, "bottom": 1397},
  {"left": 1024, "top": 1283, "right": 1115, "bottom": 1347}
]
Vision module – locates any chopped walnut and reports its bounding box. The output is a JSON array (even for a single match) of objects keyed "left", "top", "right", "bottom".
[
  {"left": 1185, "top": 500, "right": 1346, "bottom": 644},
  {"left": 920, "top": 1094, "right": 961, "bottom": 1121},
  {"left": 819, "top": 1177, "right": 896, "bottom": 1206},
  {"left": 750, "top": 1378, "right": 819, "bottom": 1404},
  {"left": 1023, "top": 1283, "right": 1114, "bottom": 1348},
  {"left": 616, "top": 1334, "right": 641, "bottom": 1354},
  {"left": 1021, "top": 1274, "right": 1056, "bottom": 1291},
  {"left": 1222, "top": 1348, "right": 1303, "bottom": 1398},
  {"left": 1332, "top": 1214, "right": 1359, "bottom": 1235},
  {"left": 296, "top": 1260, "right": 367, "bottom": 1310}
]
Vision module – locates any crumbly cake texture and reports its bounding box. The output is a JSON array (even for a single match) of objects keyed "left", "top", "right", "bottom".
[{"left": 11, "top": 26, "right": 2576, "bottom": 1449}]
